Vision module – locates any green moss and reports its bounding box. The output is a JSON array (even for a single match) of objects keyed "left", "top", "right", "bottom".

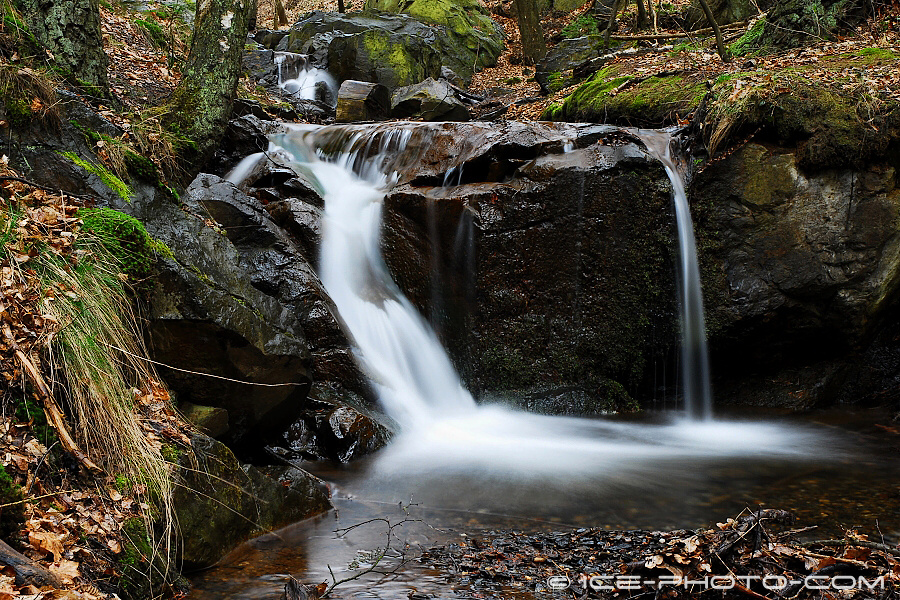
[
  {"left": 115, "top": 474, "right": 132, "bottom": 491},
  {"left": 160, "top": 444, "right": 183, "bottom": 462},
  {"left": 134, "top": 18, "right": 167, "bottom": 48},
  {"left": 77, "top": 208, "right": 154, "bottom": 283},
  {"left": 361, "top": 30, "right": 418, "bottom": 86},
  {"left": 0, "top": 463, "right": 25, "bottom": 539},
  {"left": 14, "top": 396, "right": 56, "bottom": 446},
  {"left": 546, "top": 66, "right": 706, "bottom": 125},
  {"left": 60, "top": 151, "right": 133, "bottom": 203},
  {"left": 729, "top": 18, "right": 766, "bottom": 56},
  {"left": 118, "top": 516, "right": 160, "bottom": 598},
  {"left": 705, "top": 74, "right": 900, "bottom": 169},
  {"left": 545, "top": 70, "right": 572, "bottom": 93},
  {"left": 561, "top": 15, "right": 600, "bottom": 38}
]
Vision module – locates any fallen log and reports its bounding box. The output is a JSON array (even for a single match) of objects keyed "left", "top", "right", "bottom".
[{"left": 0, "top": 538, "right": 64, "bottom": 588}]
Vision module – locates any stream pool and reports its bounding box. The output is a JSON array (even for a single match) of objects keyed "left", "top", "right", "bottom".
[{"left": 188, "top": 407, "right": 899, "bottom": 599}]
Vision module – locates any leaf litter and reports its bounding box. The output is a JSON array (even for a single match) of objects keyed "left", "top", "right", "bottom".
[{"left": 1, "top": 160, "right": 193, "bottom": 598}]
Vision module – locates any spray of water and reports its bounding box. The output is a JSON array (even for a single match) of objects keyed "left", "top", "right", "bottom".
[{"left": 265, "top": 123, "right": 834, "bottom": 486}]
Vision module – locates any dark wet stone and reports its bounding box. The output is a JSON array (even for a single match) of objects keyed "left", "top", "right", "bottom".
[
  {"left": 174, "top": 433, "right": 331, "bottom": 570},
  {"left": 391, "top": 78, "right": 472, "bottom": 121}
]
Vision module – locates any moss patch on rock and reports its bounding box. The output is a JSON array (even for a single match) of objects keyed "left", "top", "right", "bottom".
[
  {"left": 77, "top": 207, "right": 155, "bottom": 283},
  {"left": 544, "top": 66, "right": 707, "bottom": 126},
  {"left": 60, "top": 151, "right": 133, "bottom": 203},
  {"left": 703, "top": 73, "right": 900, "bottom": 170}
]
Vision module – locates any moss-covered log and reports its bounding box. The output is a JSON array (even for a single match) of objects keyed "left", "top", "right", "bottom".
[
  {"left": 15, "top": 0, "right": 109, "bottom": 94},
  {"left": 166, "top": 0, "right": 253, "bottom": 169}
]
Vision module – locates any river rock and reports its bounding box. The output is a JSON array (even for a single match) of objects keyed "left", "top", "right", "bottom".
[
  {"left": 694, "top": 143, "right": 900, "bottom": 405},
  {"left": 391, "top": 77, "right": 472, "bottom": 121},
  {"left": 173, "top": 433, "right": 331, "bottom": 570},
  {"left": 336, "top": 80, "right": 391, "bottom": 122}
]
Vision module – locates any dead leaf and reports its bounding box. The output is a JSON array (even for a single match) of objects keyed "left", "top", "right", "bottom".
[
  {"left": 29, "top": 530, "right": 66, "bottom": 562},
  {"left": 50, "top": 559, "right": 80, "bottom": 584}
]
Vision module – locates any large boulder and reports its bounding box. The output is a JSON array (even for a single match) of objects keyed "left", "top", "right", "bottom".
[
  {"left": 694, "top": 143, "right": 900, "bottom": 407},
  {"left": 355, "top": 122, "right": 679, "bottom": 412},
  {"left": 364, "top": 0, "right": 505, "bottom": 79},
  {"left": 268, "top": 10, "right": 502, "bottom": 89}
]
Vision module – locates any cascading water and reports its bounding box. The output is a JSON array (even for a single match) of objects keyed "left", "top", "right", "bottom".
[
  {"left": 274, "top": 51, "right": 337, "bottom": 106},
  {"left": 639, "top": 131, "right": 713, "bottom": 420},
  {"left": 265, "top": 122, "right": 830, "bottom": 489}
]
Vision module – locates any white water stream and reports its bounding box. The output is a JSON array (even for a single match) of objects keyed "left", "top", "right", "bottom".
[
  {"left": 639, "top": 131, "right": 713, "bottom": 420},
  {"left": 262, "top": 122, "right": 835, "bottom": 485}
]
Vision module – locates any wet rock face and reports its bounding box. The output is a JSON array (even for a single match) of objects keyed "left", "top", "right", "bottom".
[
  {"left": 282, "top": 383, "right": 393, "bottom": 462},
  {"left": 694, "top": 143, "right": 900, "bottom": 406},
  {"left": 377, "top": 122, "right": 678, "bottom": 409},
  {"left": 173, "top": 433, "right": 332, "bottom": 570}
]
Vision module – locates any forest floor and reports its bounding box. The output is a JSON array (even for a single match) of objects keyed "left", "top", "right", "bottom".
[{"left": 420, "top": 509, "right": 900, "bottom": 599}]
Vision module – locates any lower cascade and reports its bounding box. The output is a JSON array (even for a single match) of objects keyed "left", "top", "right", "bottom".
[{"left": 266, "top": 121, "right": 832, "bottom": 487}]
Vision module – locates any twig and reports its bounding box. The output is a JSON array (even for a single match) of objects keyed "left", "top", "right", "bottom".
[
  {"left": 101, "top": 342, "right": 305, "bottom": 387},
  {"left": 323, "top": 512, "right": 421, "bottom": 597},
  {"left": 0, "top": 488, "right": 79, "bottom": 508},
  {"left": 800, "top": 539, "right": 900, "bottom": 558}
]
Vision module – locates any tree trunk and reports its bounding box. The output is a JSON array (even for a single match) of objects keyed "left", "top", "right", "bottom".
[
  {"left": 15, "top": 0, "right": 108, "bottom": 95},
  {"left": 636, "top": 0, "right": 648, "bottom": 29},
  {"left": 166, "top": 0, "right": 254, "bottom": 171},
  {"left": 695, "top": 0, "right": 730, "bottom": 62},
  {"left": 603, "top": 0, "right": 623, "bottom": 47},
  {"left": 274, "top": 0, "right": 288, "bottom": 26},
  {"left": 513, "top": 0, "right": 546, "bottom": 65}
]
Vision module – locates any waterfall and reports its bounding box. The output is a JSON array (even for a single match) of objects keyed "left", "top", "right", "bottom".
[
  {"left": 639, "top": 131, "right": 713, "bottom": 420},
  {"left": 262, "top": 122, "right": 828, "bottom": 482},
  {"left": 274, "top": 51, "right": 338, "bottom": 106},
  {"left": 273, "top": 124, "right": 476, "bottom": 429}
]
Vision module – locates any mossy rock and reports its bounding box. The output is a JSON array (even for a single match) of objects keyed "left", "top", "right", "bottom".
[
  {"left": 173, "top": 434, "right": 331, "bottom": 570},
  {"left": 77, "top": 207, "right": 156, "bottom": 282},
  {"left": 704, "top": 75, "right": 900, "bottom": 170},
  {"left": 544, "top": 66, "right": 707, "bottom": 126},
  {"left": 361, "top": 0, "right": 505, "bottom": 80}
]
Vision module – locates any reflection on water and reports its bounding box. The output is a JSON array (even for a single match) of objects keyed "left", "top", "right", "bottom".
[{"left": 188, "top": 408, "right": 900, "bottom": 599}]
